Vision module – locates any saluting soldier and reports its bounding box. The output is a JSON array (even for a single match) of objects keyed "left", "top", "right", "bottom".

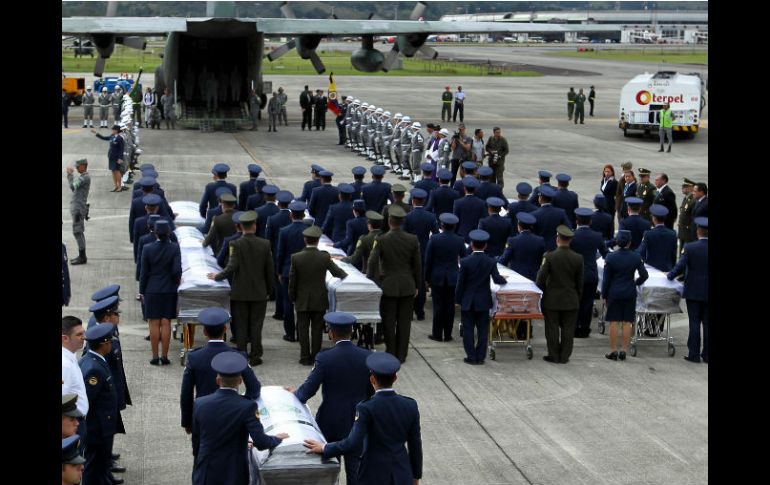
[
  {"left": 677, "top": 178, "right": 696, "bottom": 254},
  {"left": 66, "top": 158, "right": 91, "bottom": 265},
  {"left": 636, "top": 168, "right": 657, "bottom": 221}
]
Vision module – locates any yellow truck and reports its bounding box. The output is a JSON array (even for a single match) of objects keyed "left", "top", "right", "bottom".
[{"left": 62, "top": 76, "right": 86, "bottom": 106}]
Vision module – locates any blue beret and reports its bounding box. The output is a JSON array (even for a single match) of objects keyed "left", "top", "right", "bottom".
[
  {"left": 154, "top": 220, "right": 170, "bottom": 235},
  {"left": 276, "top": 190, "right": 294, "bottom": 204},
  {"left": 139, "top": 163, "right": 155, "bottom": 171},
  {"left": 324, "top": 311, "right": 357, "bottom": 327},
  {"left": 649, "top": 204, "right": 668, "bottom": 218},
  {"left": 593, "top": 194, "right": 606, "bottom": 208},
  {"left": 352, "top": 166, "right": 366, "bottom": 176},
  {"left": 437, "top": 169, "right": 452, "bottom": 181},
  {"left": 694, "top": 217, "right": 708, "bottom": 228},
  {"left": 85, "top": 323, "right": 114, "bottom": 343},
  {"left": 516, "top": 182, "right": 533, "bottom": 196},
  {"left": 289, "top": 201, "right": 307, "bottom": 212},
  {"left": 143, "top": 169, "right": 159, "bottom": 179},
  {"left": 142, "top": 194, "right": 162, "bottom": 206},
  {"left": 616, "top": 229, "right": 632, "bottom": 245},
  {"left": 461, "top": 161, "right": 477, "bottom": 171},
  {"left": 211, "top": 352, "right": 248, "bottom": 376},
  {"left": 212, "top": 163, "right": 230, "bottom": 174},
  {"left": 262, "top": 185, "right": 279, "bottom": 195},
  {"left": 539, "top": 185, "right": 557, "bottom": 198},
  {"left": 88, "top": 295, "right": 119, "bottom": 313},
  {"left": 538, "top": 170, "right": 552, "bottom": 179},
  {"left": 353, "top": 199, "right": 366, "bottom": 210},
  {"left": 366, "top": 352, "right": 400, "bottom": 375},
  {"left": 420, "top": 162, "right": 434, "bottom": 172},
  {"left": 231, "top": 211, "right": 244, "bottom": 224},
  {"left": 516, "top": 212, "right": 536, "bottom": 225},
  {"left": 197, "top": 307, "right": 231, "bottom": 327},
  {"left": 62, "top": 435, "right": 86, "bottom": 465},
  {"left": 625, "top": 197, "right": 643, "bottom": 205},
  {"left": 148, "top": 214, "right": 161, "bottom": 227},
  {"left": 338, "top": 183, "right": 355, "bottom": 194},
  {"left": 215, "top": 187, "right": 233, "bottom": 198},
  {"left": 469, "top": 229, "right": 490, "bottom": 242},
  {"left": 139, "top": 176, "right": 156, "bottom": 187},
  {"left": 410, "top": 188, "right": 428, "bottom": 199},
  {"left": 370, "top": 165, "right": 385, "bottom": 176},
  {"left": 91, "top": 284, "right": 120, "bottom": 302},
  {"left": 555, "top": 173, "right": 571, "bottom": 183},
  {"left": 248, "top": 164, "right": 262, "bottom": 174},
  {"left": 311, "top": 164, "right": 324, "bottom": 173},
  {"left": 439, "top": 213, "right": 459, "bottom": 225},
  {"left": 486, "top": 197, "right": 505, "bottom": 208},
  {"left": 575, "top": 208, "right": 594, "bottom": 218},
  {"left": 478, "top": 166, "right": 493, "bottom": 177},
  {"left": 319, "top": 170, "right": 334, "bottom": 178},
  {"left": 462, "top": 176, "right": 479, "bottom": 188}
]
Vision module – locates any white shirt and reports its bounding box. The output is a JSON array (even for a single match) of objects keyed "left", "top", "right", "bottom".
[
  {"left": 62, "top": 347, "right": 89, "bottom": 416},
  {"left": 454, "top": 91, "right": 465, "bottom": 103},
  {"left": 375, "top": 388, "right": 395, "bottom": 393}
]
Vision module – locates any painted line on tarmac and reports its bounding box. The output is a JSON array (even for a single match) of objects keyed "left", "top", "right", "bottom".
[{"left": 232, "top": 132, "right": 272, "bottom": 178}]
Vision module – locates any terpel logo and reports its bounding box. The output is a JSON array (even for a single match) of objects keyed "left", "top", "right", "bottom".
[
  {"left": 636, "top": 90, "right": 652, "bottom": 105},
  {"left": 635, "top": 90, "right": 684, "bottom": 106}
]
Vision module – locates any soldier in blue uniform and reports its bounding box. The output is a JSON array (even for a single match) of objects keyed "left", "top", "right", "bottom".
[
  {"left": 351, "top": 166, "right": 367, "bottom": 199},
  {"left": 426, "top": 169, "right": 460, "bottom": 220},
  {"left": 668, "top": 217, "right": 708, "bottom": 363},
  {"left": 276, "top": 201, "right": 309, "bottom": 341},
  {"left": 453, "top": 176, "right": 487, "bottom": 242},
  {"left": 266, "top": 191, "right": 295, "bottom": 320},
  {"left": 638, "top": 205, "right": 677, "bottom": 272},
  {"left": 323, "top": 183, "right": 355, "bottom": 241},
  {"left": 506, "top": 182, "right": 538, "bottom": 234},
  {"left": 199, "top": 187, "right": 231, "bottom": 235},
  {"left": 290, "top": 312, "right": 374, "bottom": 485},
  {"left": 129, "top": 176, "right": 172, "bottom": 242},
  {"left": 529, "top": 170, "right": 553, "bottom": 207},
  {"left": 199, "top": 163, "right": 237, "bottom": 218},
  {"left": 192, "top": 353, "right": 287, "bottom": 485},
  {"left": 335, "top": 199, "right": 368, "bottom": 255},
  {"left": 238, "top": 164, "right": 262, "bottom": 211},
  {"left": 414, "top": 162, "right": 439, "bottom": 196},
  {"left": 601, "top": 230, "right": 649, "bottom": 361},
  {"left": 456, "top": 230, "right": 507, "bottom": 364},
  {"left": 92, "top": 125, "right": 126, "bottom": 192},
  {"left": 79, "top": 323, "right": 118, "bottom": 485},
  {"left": 404, "top": 188, "right": 439, "bottom": 321},
  {"left": 478, "top": 197, "right": 513, "bottom": 257},
  {"left": 133, "top": 194, "right": 175, "bottom": 262},
  {"left": 616, "top": 197, "right": 650, "bottom": 251},
  {"left": 498, "top": 212, "right": 545, "bottom": 282},
  {"left": 299, "top": 164, "right": 324, "bottom": 202},
  {"left": 425, "top": 213, "right": 466, "bottom": 342},
  {"left": 309, "top": 170, "right": 340, "bottom": 226},
  {"left": 137, "top": 216, "right": 179, "bottom": 315},
  {"left": 475, "top": 166, "right": 506, "bottom": 202},
  {"left": 552, "top": 173, "right": 580, "bottom": 228},
  {"left": 255, "top": 185, "right": 279, "bottom": 239},
  {"left": 181, "top": 308, "right": 261, "bottom": 434},
  {"left": 532, "top": 185, "right": 572, "bottom": 252},
  {"left": 87, "top": 285, "right": 121, "bottom": 329},
  {"left": 62, "top": 243, "right": 71, "bottom": 307},
  {"left": 304, "top": 352, "right": 423, "bottom": 485},
  {"left": 570, "top": 208, "right": 608, "bottom": 338},
  {"left": 590, "top": 194, "right": 615, "bottom": 240},
  {"left": 361, "top": 165, "right": 393, "bottom": 213},
  {"left": 62, "top": 435, "right": 86, "bottom": 485},
  {"left": 452, "top": 161, "right": 478, "bottom": 197}
]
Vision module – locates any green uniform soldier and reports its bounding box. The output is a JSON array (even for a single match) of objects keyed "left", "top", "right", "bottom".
[
  {"left": 574, "top": 89, "right": 586, "bottom": 124},
  {"left": 677, "top": 178, "right": 696, "bottom": 254},
  {"left": 202, "top": 193, "right": 237, "bottom": 256},
  {"left": 343, "top": 211, "right": 384, "bottom": 278},
  {"left": 567, "top": 87, "right": 576, "bottom": 120},
  {"left": 367, "top": 205, "right": 421, "bottom": 363},
  {"left": 381, "top": 184, "right": 412, "bottom": 235},
  {"left": 485, "top": 127, "right": 510, "bottom": 188},
  {"left": 636, "top": 168, "right": 657, "bottom": 221},
  {"left": 441, "top": 86, "right": 453, "bottom": 122}
]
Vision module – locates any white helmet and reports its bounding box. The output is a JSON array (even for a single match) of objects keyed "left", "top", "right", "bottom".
[
  {"left": 383, "top": 111, "right": 391, "bottom": 117},
  {"left": 361, "top": 102, "right": 369, "bottom": 109},
  {"left": 101, "top": 87, "right": 108, "bottom": 92},
  {"left": 353, "top": 99, "right": 361, "bottom": 104},
  {"left": 439, "top": 128, "right": 450, "bottom": 136},
  {"left": 368, "top": 105, "right": 376, "bottom": 111},
  {"left": 375, "top": 108, "right": 383, "bottom": 114},
  {"left": 402, "top": 116, "right": 411, "bottom": 122},
  {"left": 411, "top": 122, "right": 422, "bottom": 129}
]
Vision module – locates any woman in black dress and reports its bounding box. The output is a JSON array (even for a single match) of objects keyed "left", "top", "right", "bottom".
[{"left": 600, "top": 164, "right": 618, "bottom": 218}]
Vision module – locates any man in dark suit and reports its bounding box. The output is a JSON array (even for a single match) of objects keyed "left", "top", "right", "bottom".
[
  {"left": 570, "top": 209, "right": 608, "bottom": 338},
  {"left": 309, "top": 171, "right": 340, "bottom": 227},
  {"left": 199, "top": 163, "right": 238, "bottom": 218},
  {"left": 618, "top": 170, "right": 637, "bottom": 221},
  {"left": 478, "top": 197, "right": 513, "bottom": 257},
  {"left": 300, "top": 85, "right": 313, "bottom": 130},
  {"left": 475, "top": 166, "right": 506, "bottom": 202},
  {"left": 180, "top": 308, "right": 261, "bottom": 434},
  {"left": 615, "top": 161, "right": 633, "bottom": 218},
  {"left": 425, "top": 213, "right": 466, "bottom": 342},
  {"left": 192, "top": 353, "right": 287, "bottom": 485},
  {"left": 456, "top": 230, "right": 507, "bottom": 364},
  {"left": 533, "top": 185, "right": 572, "bottom": 252},
  {"left": 453, "top": 176, "right": 487, "bottom": 242},
  {"left": 618, "top": 198, "right": 651, "bottom": 251},
  {"left": 323, "top": 184, "right": 355, "bottom": 241},
  {"left": 638, "top": 205, "right": 678, "bottom": 272},
  {"left": 255, "top": 185, "right": 280, "bottom": 239},
  {"left": 498, "top": 212, "right": 545, "bottom": 282},
  {"left": 342, "top": 211, "right": 383, "bottom": 272},
  {"left": 289, "top": 225, "right": 348, "bottom": 364},
  {"left": 276, "top": 202, "right": 309, "bottom": 341},
  {"left": 362, "top": 165, "right": 394, "bottom": 214},
  {"left": 552, "top": 173, "right": 580, "bottom": 228},
  {"left": 426, "top": 169, "right": 460, "bottom": 220},
  {"left": 537, "top": 225, "right": 584, "bottom": 364},
  {"left": 291, "top": 312, "right": 373, "bottom": 485},
  {"left": 335, "top": 200, "right": 368, "bottom": 256},
  {"left": 367, "top": 205, "right": 422, "bottom": 362},
  {"left": 265, "top": 191, "right": 294, "bottom": 319},
  {"left": 529, "top": 170, "right": 553, "bottom": 207},
  {"left": 653, "top": 173, "right": 677, "bottom": 229},
  {"left": 238, "top": 164, "right": 262, "bottom": 211},
  {"left": 299, "top": 164, "right": 323, "bottom": 202},
  {"left": 202, "top": 192, "right": 237, "bottom": 256},
  {"left": 506, "top": 182, "right": 538, "bottom": 234},
  {"left": 404, "top": 188, "right": 439, "bottom": 321},
  {"left": 304, "top": 353, "right": 422, "bottom": 485},
  {"left": 668, "top": 217, "right": 708, "bottom": 363},
  {"left": 689, "top": 183, "right": 708, "bottom": 241},
  {"left": 209, "top": 211, "right": 273, "bottom": 366},
  {"left": 590, "top": 194, "right": 614, "bottom": 240}
]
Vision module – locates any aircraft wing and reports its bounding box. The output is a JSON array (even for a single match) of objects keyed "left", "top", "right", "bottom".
[{"left": 61, "top": 17, "right": 188, "bottom": 35}]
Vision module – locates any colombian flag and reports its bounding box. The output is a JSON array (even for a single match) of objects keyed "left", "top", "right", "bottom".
[{"left": 327, "top": 72, "right": 342, "bottom": 116}]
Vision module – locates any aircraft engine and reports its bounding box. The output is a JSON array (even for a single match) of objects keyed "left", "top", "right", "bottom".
[{"left": 350, "top": 36, "right": 385, "bottom": 72}]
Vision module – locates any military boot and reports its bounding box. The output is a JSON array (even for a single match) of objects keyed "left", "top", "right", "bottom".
[
  {"left": 70, "top": 250, "right": 87, "bottom": 265},
  {"left": 658, "top": 145, "right": 664, "bottom": 152},
  {"left": 667, "top": 145, "right": 671, "bottom": 153}
]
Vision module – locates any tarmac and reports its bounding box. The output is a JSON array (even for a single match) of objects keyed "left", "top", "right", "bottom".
[{"left": 62, "top": 44, "right": 708, "bottom": 485}]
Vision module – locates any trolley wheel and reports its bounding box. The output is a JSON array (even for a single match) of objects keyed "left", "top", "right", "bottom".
[
  {"left": 668, "top": 343, "right": 676, "bottom": 357},
  {"left": 598, "top": 321, "right": 605, "bottom": 335},
  {"left": 629, "top": 344, "right": 637, "bottom": 357},
  {"left": 489, "top": 348, "right": 496, "bottom": 360},
  {"left": 526, "top": 346, "right": 533, "bottom": 360}
]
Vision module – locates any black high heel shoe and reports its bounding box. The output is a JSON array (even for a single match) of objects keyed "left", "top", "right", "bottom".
[{"left": 605, "top": 351, "right": 618, "bottom": 361}]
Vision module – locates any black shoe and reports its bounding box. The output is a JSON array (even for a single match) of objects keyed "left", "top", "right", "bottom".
[
  {"left": 444, "top": 336, "right": 454, "bottom": 342},
  {"left": 111, "top": 453, "right": 121, "bottom": 461},
  {"left": 160, "top": 357, "right": 171, "bottom": 365},
  {"left": 667, "top": 146, "right": 671, "bottom": 153},
  {"left": 702, "top": 357, "right": 708, "bottom": 364},
  {"left": 618, "top": 351, "right": 626, "bottom": 361},
  {"left": 427, "top": 334, "right": 442, "bottom": 342},
  {"left": 463, "top": 357, "right": 477, "bottom": 365},
  {"left": 144, "top": 335, "right": 150, "bottom": 341},
  {"left": 416, "top": 315, "right": 425, "bottom": 321},
  {"left": 282, "top": 335, "right": 296, "bottom": 342},
  {"left": 605, "top": 351, "right": 618, "bottom": 361},
  {"left": 542, "top": 355, "right": 558, "bottom": 363},
  {"left": 249, "top": 357, "right": 263, "bottom": 366},
  {"left": 149, "top": 358, "right": 160, "bottom": 365},
  {"left": 299, "top": 358, "right": 313, "bottom": 366},
  {"left": 374, "top": 336, "right": 384, "bottom": 345},
  {"left": 658, "top": 147, "right": 664, "bottom": 152},
  {"left": 683, "top": 355, "right": 700, "bottom": 363},
  {"left": 558, "top": 358, "right": 569, "bottom": 364},
  {"left": 70, "top": 250, "right": 87, "bottom": 265},
  {"left": 110, "top": 476, "right": 125, "bottom": 485},
  {"left": 272, "top": 314, "right": 284, "bottom": 320},
  {"left": 111, "top": 464, "right": 126, "bottom": 473}
]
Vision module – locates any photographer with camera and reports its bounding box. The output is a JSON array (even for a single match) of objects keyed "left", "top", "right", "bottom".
[
  {"left": 485, "top": 127, "right": 509, "bottom": 188},
  {"left": 66, "top": 159, "right": 91, "bottom": 265},
  {"left": 449, "top": 123, "right": 472, "bottom": 186}
]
